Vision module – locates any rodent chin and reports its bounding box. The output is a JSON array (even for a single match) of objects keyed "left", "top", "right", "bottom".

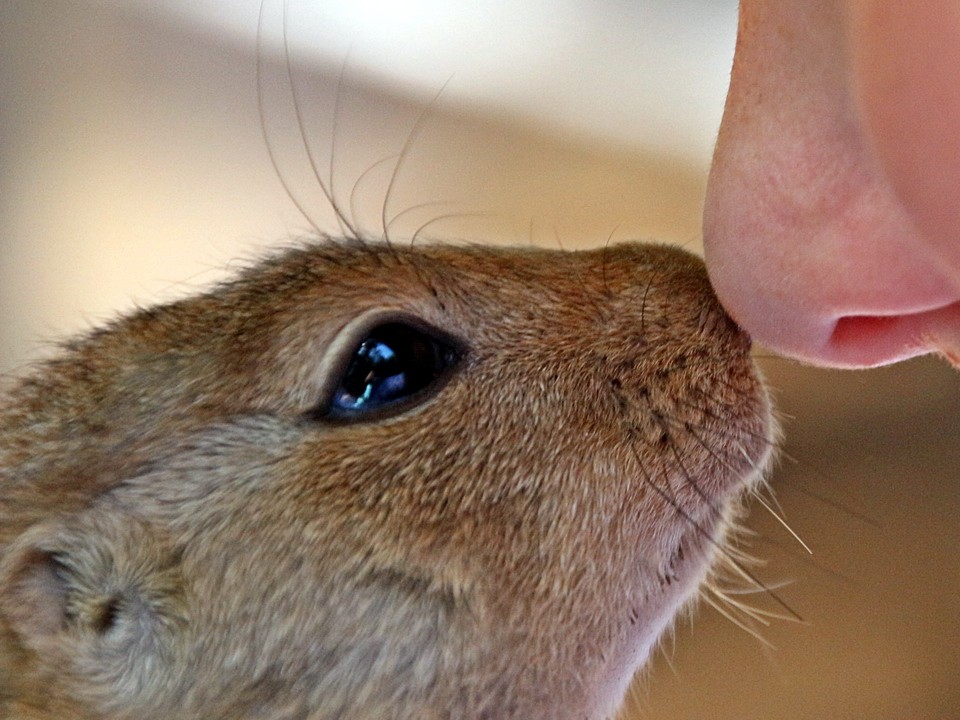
[{"left": 0, "top": 239, "right": 773, "bottom": 720}]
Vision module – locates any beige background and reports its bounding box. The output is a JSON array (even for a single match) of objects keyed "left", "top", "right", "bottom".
[{"left": 2, "top": 1, "right": 959, "bottom": 718}]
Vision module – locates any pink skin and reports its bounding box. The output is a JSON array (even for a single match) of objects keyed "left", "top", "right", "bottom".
[{"left": 703, "top": 0, "right": 960, "bottom": 368}]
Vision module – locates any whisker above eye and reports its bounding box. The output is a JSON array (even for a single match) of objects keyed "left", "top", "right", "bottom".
[{"left": 380, "top": 79, "right": 453, "bottom": 251}]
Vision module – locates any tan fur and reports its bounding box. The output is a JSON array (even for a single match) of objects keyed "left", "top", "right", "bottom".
[{"left": 0, "top": 239, "right": 773, "bottom": 719}]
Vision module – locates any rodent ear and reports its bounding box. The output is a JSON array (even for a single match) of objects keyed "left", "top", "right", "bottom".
[
  {"left": 2, "top": 545, "right": 72, "bottom": 646},
  {"left": 0, "top": 515, "right": 187, "bottom": 663}
]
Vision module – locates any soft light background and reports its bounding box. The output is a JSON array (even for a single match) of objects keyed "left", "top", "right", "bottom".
[{"left": 2, "top": 1, "right": 959, "bottom": 718}]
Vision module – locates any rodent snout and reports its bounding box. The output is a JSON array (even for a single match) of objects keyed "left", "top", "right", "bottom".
[
  {"left": 0, "top": 238, "right": 774, "bottom": 720},
  {"left": 606, "top": 243, "right": 755, "bottom": 362},
  {"left": 698, "top": 304, "right": 753, "bottom": 354}
]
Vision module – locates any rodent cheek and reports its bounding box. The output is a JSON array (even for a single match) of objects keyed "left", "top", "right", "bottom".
[{"left": 703, "top": 0, "right": 960, "bottom": 368}]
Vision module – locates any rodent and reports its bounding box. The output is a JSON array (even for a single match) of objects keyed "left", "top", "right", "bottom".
[{"left": 0, "top": 238, "right": 774, "bottom": 719}]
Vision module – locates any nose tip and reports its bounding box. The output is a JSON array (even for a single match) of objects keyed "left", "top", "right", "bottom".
[
  {"left": 639, "top": 245, "right": 754, "bottom": 356},
  {"left": 699, "top": 301, "right": 753, "bottom": 354}
]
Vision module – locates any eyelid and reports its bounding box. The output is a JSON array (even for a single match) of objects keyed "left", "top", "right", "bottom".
[{"left": 306, "top": 311, "right": 466, "bottom": 424}]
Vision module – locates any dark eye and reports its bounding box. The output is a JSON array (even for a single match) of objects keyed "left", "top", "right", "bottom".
[{"left": 318, "top": 321, "right": 462, "bottom": 422}]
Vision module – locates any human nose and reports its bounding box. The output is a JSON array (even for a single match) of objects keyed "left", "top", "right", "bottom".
[{"left": 702, "top": 0, "right": 960, "bottom": 368}]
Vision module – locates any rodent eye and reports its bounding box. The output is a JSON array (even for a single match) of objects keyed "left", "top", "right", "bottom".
[{"left": 318, "top": 321, "right": 462, "bottom": 422}]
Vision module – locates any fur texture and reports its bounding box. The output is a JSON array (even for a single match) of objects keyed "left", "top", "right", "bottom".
[{"left": 0, "top": 240, "right": 773, "bottom": 719}]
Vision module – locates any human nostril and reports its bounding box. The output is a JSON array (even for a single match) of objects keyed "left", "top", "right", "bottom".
[{"left": 828, "top": 309, "right": 959, "bottom": 367}]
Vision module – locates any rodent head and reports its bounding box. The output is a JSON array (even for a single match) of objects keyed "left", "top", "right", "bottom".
[{"left": 0, "top": 240, "right": 773, "bottom": 719}]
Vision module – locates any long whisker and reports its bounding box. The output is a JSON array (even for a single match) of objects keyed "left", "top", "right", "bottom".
[
  {"left": 750, "top": 492, "right": 813, "bottom": 555},
  {"left": 381, "top": 79, "right": 453, "bottom": 248},
  {"left": 676, "top": 412, "right": 866, "bottom": 585},
  {"left": 625, "top": 427, "right": 803, "bottom": 623},
  {"left": 381, "top": 201, "right": 457, "bottom": 243},
  {"left": 328, "top": 47, "right": 361, "bottom": 239},
  {"left": 256, "top": 0, "right": 324, "bottom": 234},
  {"left": 280, "top": 0, "right": 359, "bottom": 239},
  {"left": 709, "top": 583, "right": 804, "bottom": 625},
  {"left": 712, "top": 576, "right": 796, "bottom": 595},
  {"left": 674, "top": 392, "right": 778, "bottom": 451},
  {"left": 680, "top": 388, "right": 879, "bottom": 527},
  {"left": 672, "top": 462, "right": 801, "bottom": 621},
  {"left": 673, "top": 419, "right": 810, "bottom": 556},
  {"left": 671, "top": 398, "right": 880, "bottom": 592},
  {"left": 775, "top": 449, "right": 881, "bottom": 527},
  {"left": 409, "top": 212, "right": 491, "bottom": 246},
  {"left": 699, "top": 590, "right": 776, "bottom": 648},
  {"left": 351, "top": 154, "right": 400, "bottom": 235}
]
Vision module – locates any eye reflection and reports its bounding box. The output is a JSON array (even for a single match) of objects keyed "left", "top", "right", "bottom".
[{"left": 324, "top": 322, "right": 461, "bottom": 420}]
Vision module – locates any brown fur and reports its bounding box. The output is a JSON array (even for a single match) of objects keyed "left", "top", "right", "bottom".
[{"left": 0, "top": 239, "right": 772, "bottom": 719}]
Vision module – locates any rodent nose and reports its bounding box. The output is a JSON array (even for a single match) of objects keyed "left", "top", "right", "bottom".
[
  {"left": 698, "top": 304, "right": 753, "bottom": 354},
  {"left": 648, "top": 245, "right": 753, "bottom": 354}
]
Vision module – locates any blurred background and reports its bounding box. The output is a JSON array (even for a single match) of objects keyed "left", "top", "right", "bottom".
[{"left": 2, "top": 0, "right": 958, "bottom": 717}]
